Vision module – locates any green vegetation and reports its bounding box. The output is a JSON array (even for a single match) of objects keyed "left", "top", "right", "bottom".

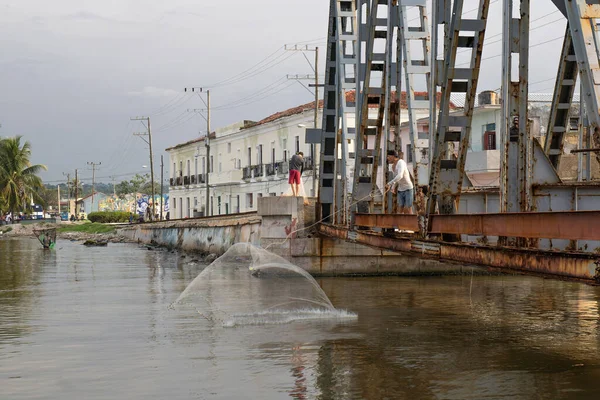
[
  {"left": 0, "top": 226, "right": 12, "bottom": 234},
  {"left": 115, "top": 174, "right": 159, "bottom": 198},
  {"left": 0, "top": 136, "right": 47, "bottom": 216},
  {"left": 57, "top": 222, "right": 116, "bottom": 234},
  {"left": 87, "top": 211, "right": 130, "bottom": 223}
]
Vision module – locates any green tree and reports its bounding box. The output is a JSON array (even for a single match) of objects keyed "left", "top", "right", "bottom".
[
  {"left": 115, "top": 174, "right": 152, "bottom": 198},
  {"left": 0, "top": 136, "right": 47, "bottom": 215}
]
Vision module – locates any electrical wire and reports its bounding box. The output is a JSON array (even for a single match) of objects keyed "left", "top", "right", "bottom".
[{"left": 204, "top": 47, "right": 287, "bottom": 88}]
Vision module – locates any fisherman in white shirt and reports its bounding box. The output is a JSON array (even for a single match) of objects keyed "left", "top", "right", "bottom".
[{"left": 384, "top": 150, "right": 414, "bottom": 214}]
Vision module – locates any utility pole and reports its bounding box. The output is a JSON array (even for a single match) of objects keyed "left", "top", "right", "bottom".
[
  {"left": 74, "top": 169, "right": 79, "bottom": 217},
  {"left": 160, "top": 155, "right": 164, "bottom": 221},
  {"left": 111, "top": 175, "right": 116, "bottom": 197},
  {"left": 131, "top": 116, "right": 156, "bottom": 221},
  {"left": 87, "top": 161, "right": 101, "bottom": 206},
  {"left": 185, "top": 87, "right": 211, "bottom": 216},
  {"left": 57, "top": 185, "right": 60, "bottom": 215},
  {"left": 63, "top": 172, "right": 71, "bottom": 216},
  {"left": 286, "top": 45, "right": 322, "bottom": 197}
]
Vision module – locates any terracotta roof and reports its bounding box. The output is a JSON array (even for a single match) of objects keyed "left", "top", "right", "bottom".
[
  {"left": 245, "top": 91, "right": 456, "bottom": 129},
  {"left": 165, "top": 132, "right": 216, "bottom": 151}
]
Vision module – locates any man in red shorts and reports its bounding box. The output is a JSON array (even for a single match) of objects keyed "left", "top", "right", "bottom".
[{"left": 288, "top": 151, "right": 304, "bottom": 197}]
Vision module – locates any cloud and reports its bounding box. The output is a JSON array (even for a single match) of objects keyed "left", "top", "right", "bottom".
[
  {"left": 127, "top": 86, "right": 179, "bottom": 98},
  {"left": 62, "top": 11, "right": 121, "bottom": 23}
]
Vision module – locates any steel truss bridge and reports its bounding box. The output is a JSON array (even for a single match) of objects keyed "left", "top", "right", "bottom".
[{"left": 315, "top": 0, "right": 600, "bottom": 281}]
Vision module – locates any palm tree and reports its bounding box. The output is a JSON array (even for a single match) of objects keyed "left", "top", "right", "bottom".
[{"left": 0, "top": 136, "right": 47, "bottom": 216}]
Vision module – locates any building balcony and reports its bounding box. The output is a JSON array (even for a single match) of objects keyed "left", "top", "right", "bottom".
[
  {"left": 265, "top": 164, "right": 276, "bottom": 176},
  {"left": 251, "top": 164, "right": 264, "bottom": 179},
  {"left": 198, "top": 174, "right": 206, "bottom": 184},
  {"left": 276, "top": 160, "right": 289, "bottom": 176},
  {"left": 183, "top": 176, "right": 190, "bottom": 186},
  {"left": 243, "top": 166, "right": 252, "bottom": 180},
  {"left": 302, "top": 157, "right": 314, "bottom": 171},
  {"left": 191, "top": 174, "right": 197, "bottom": 185}
]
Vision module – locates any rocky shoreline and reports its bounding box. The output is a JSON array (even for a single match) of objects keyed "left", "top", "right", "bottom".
[
  {"left": 0, "top": 222, "right": 219, "bottom": 262},
  {"left": 0, "top": 222, "right": 131, "bottom": 244}
]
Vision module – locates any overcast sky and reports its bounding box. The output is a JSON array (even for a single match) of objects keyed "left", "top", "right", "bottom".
[{"left": 0, "top": 0, "right": 566, "bottom": 184}]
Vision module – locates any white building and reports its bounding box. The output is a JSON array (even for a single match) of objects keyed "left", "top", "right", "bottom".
[
  {"left": 167, "top": 95, "right": 427, "bottom": 218},
  {"left": 396, "top": 94, "right": 543, "bottom": 187}
]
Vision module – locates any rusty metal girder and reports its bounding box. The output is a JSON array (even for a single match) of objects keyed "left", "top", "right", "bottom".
[
  {"left": 429, "top": 211, "right": 600, "bottom": 240},
  {"left": 354, "top": 213, "right": 420, "bottom": 231},
  {"left": 354, "top": 211, "right": 600, "bottom": 240}
]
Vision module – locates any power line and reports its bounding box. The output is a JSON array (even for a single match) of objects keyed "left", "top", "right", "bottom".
[{"left": 203, "top": 47, "right": 287, "bottom": 88}]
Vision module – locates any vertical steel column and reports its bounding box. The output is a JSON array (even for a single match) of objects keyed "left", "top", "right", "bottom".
[
  {"left": 318, "top": 0, "right": 339, "bottom": 223},
  {"left": 544, "top": 27, "right": 578, "bottom": 170},
  {"left": 426, "top": 0, "right": 490, "bottom": 236},
  {"left": 398, "top": 0, "right": 432, "bottom": 188},
  {"left": 352, "top": 0, "right": 394, "bottom": 214},
  {"left": 338, "top": 0, "right": 359, "bottom": 225},
  {"left": 565, "top": 0, "right": 600, "bottom": 169},
  {"left": 500, "top": 0, "right": 530, "bottom": 214}
]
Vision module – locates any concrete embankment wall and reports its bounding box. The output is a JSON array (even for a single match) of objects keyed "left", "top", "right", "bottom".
[
  {"left": 118, "top": 213, "right": 262, "bottom": 254},
  {"left": 118, "top": 197, "right": 471, "bottom": 276}
]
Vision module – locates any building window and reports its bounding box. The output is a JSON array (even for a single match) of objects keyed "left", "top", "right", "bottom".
[
  {"left": 569, "top": 117, "right": 579, "bottom": 131},
  {"left": 186, "top": 197, "right": 191, "bottom": 218},
  {"left": 257, "top": 144, "right": 263, "bottom": 165},
  {"left": 247, "top": 147, "right": 252, "bottom": 166},
  {"left": 270, "top": 192, "right": 276, "bottom": 197},
  {"left": 179, "top": 161, "right": 183, "bottom": 177},
  {"left": 236, "top": 195, "right": 240, "bottom": 213},
  {"left": 202, "top": 157, "right": 206, "bottom": 174},
  {"left": 483, "top": 131, "right": 497, "bottom": 150},
  {"left": 194, "top": 197, "right": 198, "bottom": 207},
  {"left": 172, "top": 163, "right": 176, "bottom": 178},
  {"left": 406, "top": 144, "right": 413, "bottom": 163},
  {"left": 246, "top": 193, "right": 253, "bottom": 209},
  {"left": 179, "top": 198, "right": 183, "bottom": 219},
  {"left": 210, "top": 156, "right": 214, "bottom": 173},
  {"left": 295, "top": 136, "right": 300, "bottom": 154},
  {"left": 186, "top": 160, "right": 190, "bottom": 177},
  {"left": 227, "top": 142, "right": 231, "bottom": 153},
  {"left": 272, "top": 147, "right": 276, "bottom": 165},
  {"left": 194, "top": 157, "right": 198, "bottom": 177},
  {"left": 172, "top": 197, "right": 176, "bottom": 209},
  {"left": 217, "top": 196, "right": 221, "bottom": 215}
]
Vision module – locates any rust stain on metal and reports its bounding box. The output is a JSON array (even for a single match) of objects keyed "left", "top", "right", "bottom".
[
  {"left": 320, "top": 223, "right": 600, "bottom": 283},
  {"left": 354, "top": 213, "right": 419, "bottom": 231},
  {"left": 429, "top": 211, "right": 600, "bottom": 240}
]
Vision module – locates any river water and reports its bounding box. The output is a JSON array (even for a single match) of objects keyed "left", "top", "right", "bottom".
[{"left": 1, "top": 237, "right": 600, "bottom": 399}]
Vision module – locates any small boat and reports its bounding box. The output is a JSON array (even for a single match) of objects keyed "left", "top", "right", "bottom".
[{"left": 33, "top": 228, "right": 57, "bottom": 249}]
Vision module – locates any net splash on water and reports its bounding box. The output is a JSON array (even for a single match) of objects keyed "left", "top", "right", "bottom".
[{"left": 173, "top": 243, "right": 357, "bottom": 327}]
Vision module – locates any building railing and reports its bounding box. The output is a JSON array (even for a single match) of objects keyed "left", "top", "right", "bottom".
[
  {"left": 251, "top": 164, "right": 263, "bottom": 178},
  {"left": 191, "top": 175, "right": 196, "bottom": 184},
  {"left": 276, "top": 161, "right": 289, "bottom": 175},
  {"left": 302, "top": 156, "right": 314, "bottom": 171},
  {"left": 265, "top": 164, "right": 276, "bottom": 176},
  {"left": 183, "top": 176, "right": 190, "bottom": 186},
  {"left": 243, "top": 166, "right": 252, "bottom": 180},
  {"left": 198, "top": 174, "right": 206, "bottom": 184}
]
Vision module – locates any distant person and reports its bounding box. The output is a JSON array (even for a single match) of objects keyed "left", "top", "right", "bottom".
[
  {"left": 288, "top": 152, "right": 304, "bottom": 197},
  {"left": 385, "top": 150, "right": 414, "bottom": 214},
  {"left": 165, "top": 211, "right": 170, "bottom": 221},
  {"left": 70, "top": 214, "right": 76, "bottom": 222}
]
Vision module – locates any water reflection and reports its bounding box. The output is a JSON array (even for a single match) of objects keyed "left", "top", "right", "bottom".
[{"left": 1, "top": 238, "right": 600, "bottom": 399}]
